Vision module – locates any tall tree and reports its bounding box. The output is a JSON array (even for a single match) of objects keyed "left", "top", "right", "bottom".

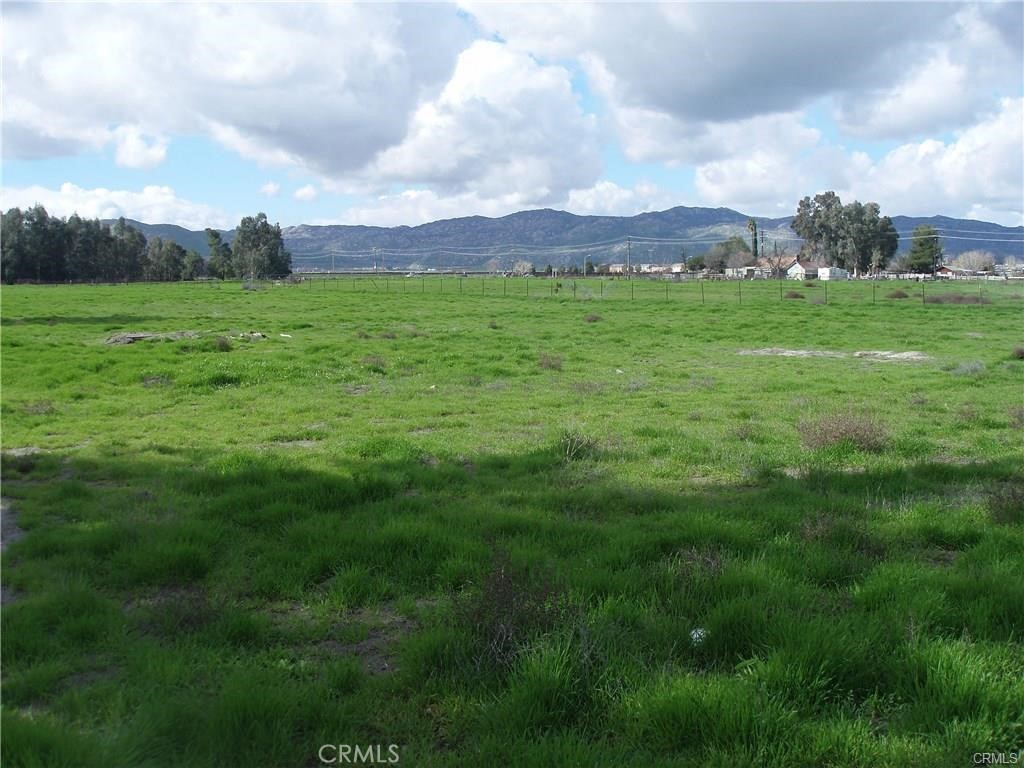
[
  {"left": 231, "top": 213, "right": 291, "bottom": 279},
  {"left": 906, "top": 225, "right": 943, "bottom": 273},
  {"left": 205, "top": 229, "right": 233, "bottom": 278},
  {"left": 791, "top": 191, "right": 844, "bottom": 264},
  {"left": 747, "top": 218, "right": 758, "bottom": 261},
  {"left": 182, "top": 250, "right": 206, "bottom": 280}
]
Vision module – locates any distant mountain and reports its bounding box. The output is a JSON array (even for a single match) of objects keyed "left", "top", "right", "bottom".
[
  {"left": 100, "top": 219, "right": 234, "bottom": 257},
  {"left": 114, "top": 207, "right": 1023, "bottom": 270}
]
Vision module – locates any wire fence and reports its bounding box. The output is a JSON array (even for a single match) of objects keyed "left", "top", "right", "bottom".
[{"left": 18, "top": 273, "right": 1017, "bottom": 306}]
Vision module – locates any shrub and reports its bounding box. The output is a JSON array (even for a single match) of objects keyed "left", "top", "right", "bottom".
[
  {"left": 803, "top": 281, "right": 817, "bottom": 287},
  {"left": 584, "top": 314, "right": 602, "bottom": 323},
  {"left": 798, "top": 412, "right": 887, "bottom": 453},
  {"left": 924, "top": 293, "right": 991, "bottom": 305},
  {"left": 1009, "top": 406, "right": 1024, "bottom": 430},
  {"left": 460, "top": 550, "right": 568, "bottom": 671},
  {"left": 559, "top": 428, "right": 597, "bottom": 461},
  {"left": 950, "top": 361, "right": 985, "bottom": 376},
  {"left": 213, "top": 335, "right": 232, "bottom": 352},
  {"left": 361, "top": 354, "right": 387, "bottom": 374},
  {"left": 539, "top": 353, "right": 563, "bottom": 371},
  {"left": 989, "top": 482, "right": 1024, "bottom": 525},
  {"left": 887, "top": 289, "right": 909, "bottom": 299},
  {"left": 784, "top": 291, "right": 804, "bottom": 299}
]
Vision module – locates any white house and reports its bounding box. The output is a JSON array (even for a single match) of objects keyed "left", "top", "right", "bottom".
[
  {"left": 786, "top": 259, "right": 822, "bottom": 280},
  {"left": 818, "top": 266, "right": 849, "bottom": 281},
  {"left": 608, "top": 264, "right": 627, "bottom": 275}
]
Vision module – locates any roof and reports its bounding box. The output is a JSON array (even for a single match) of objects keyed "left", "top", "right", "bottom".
[{"left": 787, "top": 258, "right": 822, "bottom": 270}]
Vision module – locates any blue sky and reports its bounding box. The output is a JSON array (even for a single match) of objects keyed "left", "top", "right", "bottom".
[{"left": 2, "top": 2, "right": 1021, "bottom": 229}]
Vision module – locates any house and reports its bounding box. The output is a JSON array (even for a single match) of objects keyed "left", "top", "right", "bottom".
[
  {"left": 935, "top": 265, "right": 969, "bottom": 279},
  {"left": 670, "top": 263, "right": 687, "bottom": 274},
  {"left": 786, "top": 258, "right": 822, "bottom": 280},
  {"left": 818, "top": 266, "right": 849, "bottom": 281},
  {"left": 608, "top": 264, "right": 626, "bottom": 275}
]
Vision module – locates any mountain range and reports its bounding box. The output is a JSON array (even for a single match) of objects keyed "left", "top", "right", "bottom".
[{"left": 109, "top": 207, "right": 1023, "bottom": 270}]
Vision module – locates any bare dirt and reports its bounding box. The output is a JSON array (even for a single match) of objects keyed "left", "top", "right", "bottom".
[
  {"left": 738, "top": 348, "right": 931, "bottom": 361},
  {"left": 106, "top": 331, "right": 200, "bottom": 345}
]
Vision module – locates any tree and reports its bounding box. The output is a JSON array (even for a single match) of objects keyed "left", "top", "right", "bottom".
[
  {"left": 747, "top": 218, "right": 759, "bottom": 261},
  {"left": 704, "top": 235, "right": 751, "bottom": 272},
  {"left": 205, "top": 229, "right": 233, "bottom": 278},
  {"left": 906, "top": 225, "right": 942, "bottom": 273},
  {"left": 687, "top": 254, "right": 706, "bottom": 271},
  {"left": 182, "top": 250, "right": 206, "bottom": 280},
  {"left": 792, "top": 192, "right": 898, "bottom": 272},
  {"left": 950, "top": 249, "right": 995, "bottom": 272},
  {"left": 143, "top": 237, "right": 187, "bottom": 281},
  {"left": 792, "top": 191, "right": 844, "bottom": 264},
  {"left": 231, "top": 213, "right": 290, "bottom": 279}
]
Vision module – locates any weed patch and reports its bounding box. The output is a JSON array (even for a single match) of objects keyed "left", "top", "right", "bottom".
[{"left": 798, "top": 412, "right": 887, "bottom": 453}]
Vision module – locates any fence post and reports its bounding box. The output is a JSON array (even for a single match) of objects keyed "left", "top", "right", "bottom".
[
  {"left": 738, "top": 279, "right": 742, "bottom": 305},
  {"left": 573, "top": 281, "right": 576, "bottom": 299},
  {"left": 631, "top": 281, "right": 635, "bottom": 300},
  {"left": 824, "top": 281, "right": 827, "bottom": 305},
  {"left": 872, "top": 281, "right": 875, "bottom": 304},
  {"left": 921, "top": 281, "right": 925, "bottom": 305},
  {"left": 701, "top": 280, "right": 705, "bottom": 305},
  {"left": 504, "top": 278, "right": 507, "bottom": 296}
]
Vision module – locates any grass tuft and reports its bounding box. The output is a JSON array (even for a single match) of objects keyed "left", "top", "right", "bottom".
[
  {"left": 798, "top": 411, "right": 887, "bottom": 453},
  {"left": 784, "top": 291, "right": 804, "bottom": 299},
  {"left": 538, "top": 353, "right": 563, "bottom": 371},
  {"left": 887, "top": 289, "right": 909, "bottom": 299}
]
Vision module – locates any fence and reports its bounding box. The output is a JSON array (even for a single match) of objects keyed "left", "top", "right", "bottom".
[{"left": 8, "top": 274, "right": 1022, "bottom": 307}]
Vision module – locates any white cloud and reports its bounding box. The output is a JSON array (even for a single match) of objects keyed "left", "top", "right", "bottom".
[
  {"left": 112, "top": 125, "right": 168, "bottom": 169},
  {"left": 566, "top": 181, "right": 675, "bottom": 217},
  {"left": 369, "top": 41, "right": 601, "bottom": 204},
  {"left": 835, "top": 6, "right": 1023, "bottom": 139},
  {"left": 2, "top": 4, "right": 471, "bottom": 175},
  {"left": 260, "top": 181, "right": 280, "bottom": 197},
  {"left": 0, "top": 182, "right": 233, "bottom": 230},
  {"left": 836, "top": 98, "right": 1024, "bottom": 226},
  {"left": 293, "top": 184, "right": 318, "bottom": 202}
]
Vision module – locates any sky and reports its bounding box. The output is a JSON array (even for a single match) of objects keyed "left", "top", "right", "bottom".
[{"left": 2, "top": 2, "right": 1022, "bottom": 230}]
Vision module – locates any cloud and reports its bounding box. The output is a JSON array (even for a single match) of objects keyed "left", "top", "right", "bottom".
[
  {"left": 835, "top": 5, "right": 1024, "bottom": 139},
  {"left": 566, "top": 181, "right": 675, "bottom": 217},
  {"left": 293, "top": 184, "right": 318, "bottom": 202},
  {"left": 836, "top": 98, "right": 1024, "bottom": 226},
  {"left": 3, "top": 4, "right": 472, "bottom": 175},
  {"left": 369, "top": 41, "right": 601, "bottom": 204},
  {"left": 466, "top": 3, "right": 955, "bottom": 124},
  {"left": 112, "top": 125, "right": 168, "bottom": 169},
  {"left": 260, "top": 181, "right": 280, "bottom": 197},
  {"left": 0, "top": 182, "right": 233, "bottom": 230}
]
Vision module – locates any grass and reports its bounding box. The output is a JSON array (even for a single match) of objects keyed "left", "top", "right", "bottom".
[{"left": 2, "top": 277, "right": 1023, "bottom": 767}]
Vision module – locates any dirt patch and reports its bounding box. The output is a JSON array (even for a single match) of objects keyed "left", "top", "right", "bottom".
[
  {"left": 739, "top": 348, "right": 845, "bottom": 358},
  {"left": 3, "top": 446, "right": 45, "bottom": 458},
  {"left": 853, "top": 351, "right": 932, "bottom": 362},
  {"left": 317, "top": 605, "right": 420, "bottom": 675},
  {"left": 106, "top": 331, "right": 199, "bottom": 345},
  {"left": 738, "top": 348, "right": 931, "bottom": 362}
]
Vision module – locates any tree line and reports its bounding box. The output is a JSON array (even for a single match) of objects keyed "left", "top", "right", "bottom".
[
  {"left": 686, "top": 192, "right": 945, "bottom": 275},
  {"left": 1, "top": 206, "right": 291, "bottom": 284}
]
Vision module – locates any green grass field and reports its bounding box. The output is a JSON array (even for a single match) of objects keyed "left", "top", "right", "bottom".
[{"left": 2, "top": 278, "right": 1023, "bottom": 767}]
